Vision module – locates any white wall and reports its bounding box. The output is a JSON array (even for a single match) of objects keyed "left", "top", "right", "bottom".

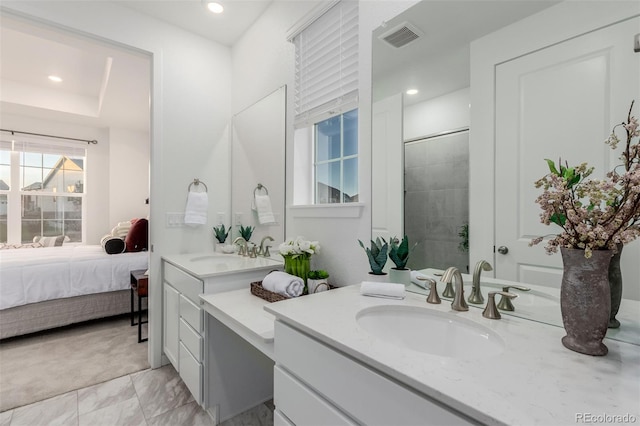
[
  {"left": 403, "top": 87, "right": 470, "bottom": 140},
  {"left": 108, "top": 127, "right": 150, "bottom": 227},
  {"left": 1, "top": 1, "right": 233, "bottom": 367},
  {"left": 231, "top": 0, "right": 419, "bottom": 286}
]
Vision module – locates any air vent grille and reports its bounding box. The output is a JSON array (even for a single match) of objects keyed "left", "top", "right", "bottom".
[{"left": 379, "top": 22, "right": 422, "bottom": 48}]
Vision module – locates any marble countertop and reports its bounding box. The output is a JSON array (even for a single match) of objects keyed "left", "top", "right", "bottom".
[
  {"left": 264, "top": 285, "right": 640, "bottom": 426},
  {"left": 162, "top": 252, "right": 283, "bottom": 279}
]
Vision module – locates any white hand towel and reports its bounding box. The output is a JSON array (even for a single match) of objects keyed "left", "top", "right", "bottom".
[
  {"left": 262, "top": 271, "right": 304, "bottom": 298},
  {"left": 253, "top": 194, "right": 276, "bottom": 225},
  {"left": 184, "top": 191, "right": 208, "bottom": 226},
  {"left": 360, "top": 282, "right": 405, "bottom": 300},
  {"left": 410, "top": 271, "right": 438, "bottom": 289}
]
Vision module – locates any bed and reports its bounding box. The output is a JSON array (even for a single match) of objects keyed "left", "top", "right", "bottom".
[{"left": 0, "top": 245, "right": 148, "bottom": 339}]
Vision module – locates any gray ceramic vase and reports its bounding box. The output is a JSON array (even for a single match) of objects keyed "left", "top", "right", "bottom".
[
  {"left": 608, "top": 244, "right": 623, "bottom": 329},
  {"left": 560, "top": 247, "right": 612, "bottom": 356}
]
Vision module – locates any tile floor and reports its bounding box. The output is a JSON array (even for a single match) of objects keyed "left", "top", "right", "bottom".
[{"left": 0, "top": 364, "right": 273, "bottom": 426}]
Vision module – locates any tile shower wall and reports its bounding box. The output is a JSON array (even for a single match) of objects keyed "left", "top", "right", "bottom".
[{"left": 405, "top": 131, "right": 469, "bottom": 272}]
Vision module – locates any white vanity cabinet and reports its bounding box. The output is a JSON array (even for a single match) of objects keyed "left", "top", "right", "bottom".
[
  {"left": 162, "top": 261, "right": 206, "bottom": 403},
  {"left": 273, "top": 321, "right": 474, "bottom": 426},
  {"left": 162, "top": 253, "right": 283, "bottom": 409}
]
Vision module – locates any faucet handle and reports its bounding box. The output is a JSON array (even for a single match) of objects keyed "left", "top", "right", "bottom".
[
  {"left": 425, "top": 279, "right": 441, "bottom": 304},
  {"left": 497, "top": 285, "right": 530, "bottom": 311},
  {"left": 483, "top": 291, "right": 517, "bottom": 320}
]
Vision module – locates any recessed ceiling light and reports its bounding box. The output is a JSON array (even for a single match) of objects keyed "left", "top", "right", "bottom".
[
  {"left": 48, "top": 75, "right": 63, "bottom": 83},
  {"left": 406, "top": 89, "right": 418, "bottom": 95},
  {"left": 206, "top": 2, "right": 224, "bottom": 13}
]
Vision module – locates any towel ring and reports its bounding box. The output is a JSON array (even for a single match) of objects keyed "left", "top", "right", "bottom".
[
  {"left": 254, "top": 183, "right": 269, "bottom": 197},
  {"left": 188, "top": 178, "right": 208, "bottom": 193}
]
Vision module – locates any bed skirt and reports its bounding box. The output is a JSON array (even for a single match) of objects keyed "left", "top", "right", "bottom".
[{"left": 0, "top": 290, "right": 144, "bottom": 340}]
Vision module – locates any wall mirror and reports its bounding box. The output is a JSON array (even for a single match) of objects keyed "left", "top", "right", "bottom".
[
  {"left": 371, "top": 1, "right": 639, "bottom": 346},
  {"left": 230, "top": 86, "right": 286, "bottom": 249}
]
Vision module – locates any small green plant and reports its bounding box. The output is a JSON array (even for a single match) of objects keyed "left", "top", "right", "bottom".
[
  {"left": 308, "top": 270, "right": 329, "bottom": 280},
  {"left": 458, "top": 223, "right": 469, "bottom": 253},
  {"left": 213, "top": 224, "right": 229, "bottom": 244},
  {"left": 358, "top": 237, "right": 388, "bottom": 275},
  {"left": 389, "top": 235, "right": 415, "bottom": 270},
  {"left": 239, "top": 225, "right": 255, "bottom": 242}
]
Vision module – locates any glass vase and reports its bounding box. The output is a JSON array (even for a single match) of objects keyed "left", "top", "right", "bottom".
[{"left": 284, "top": 255, "right": 310, "bottom": 288}]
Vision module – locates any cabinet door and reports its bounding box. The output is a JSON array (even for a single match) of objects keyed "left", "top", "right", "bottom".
[{"left": 163, "top": 283, "right": 180, "bottom": 369}]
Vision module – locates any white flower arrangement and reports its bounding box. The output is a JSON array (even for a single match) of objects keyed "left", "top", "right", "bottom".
[{"left": 278, "top": 236, "right": 321, "bottom": 258}]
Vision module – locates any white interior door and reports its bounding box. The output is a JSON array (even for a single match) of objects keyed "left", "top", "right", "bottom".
[
  {"left": 372, "top": 93, "right": 403, "bottom": 244},
  {"left": 494, "top": 17, "right": 640, "bottom": 289}
]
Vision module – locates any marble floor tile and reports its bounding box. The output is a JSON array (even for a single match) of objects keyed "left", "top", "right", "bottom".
[
  {"left": 0, "top": 410, "right": 12, "bottom": 426},
  {"left": 131, "top": 364, "right": 193, "bottom": 419},
  {"left": 147, "top": 401, "right": 214, "bottom": 426},
  {"left": 78, "top": 396, "right": 146, "bottom": 426},
  {"left": 10, "top": 391, "right": 78, "bottom": 426},
  {"left": 219, "top": 402, "right": 273, "bottom": 426},
  {"left": 78, "top": 375, "right": 137, "bottom": 415}
]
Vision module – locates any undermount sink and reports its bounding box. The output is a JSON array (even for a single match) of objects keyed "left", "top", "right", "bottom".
[{"left": 356, "top": 305, "right": 505, "bottom": 359}]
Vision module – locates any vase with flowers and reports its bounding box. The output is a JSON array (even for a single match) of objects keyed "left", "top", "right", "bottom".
[
  {"left": 279, "top": 236, "right": 320, "bottom": 293},
  {"left": 531, "top": 101, "right": 640, "bottom": 355}
]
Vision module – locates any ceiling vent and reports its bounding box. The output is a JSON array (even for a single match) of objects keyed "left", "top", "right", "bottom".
[{"left": 379, "top": 22, "right": 423, "bottom": 49}]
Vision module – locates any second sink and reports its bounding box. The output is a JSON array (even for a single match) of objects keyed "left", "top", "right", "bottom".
[{"left": 356, "top": 305, "right": 505, "bottom": 359}]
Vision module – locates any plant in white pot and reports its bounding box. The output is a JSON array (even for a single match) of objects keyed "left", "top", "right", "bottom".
[
  {"left": 389, "top": 235, "right": 416, "bottom": 286},
  {"left": 358, "top": 237, "right": 388, "bottom": 282},
  {"left": 307, "top": 270, "right": 330, "bottom": 294}
]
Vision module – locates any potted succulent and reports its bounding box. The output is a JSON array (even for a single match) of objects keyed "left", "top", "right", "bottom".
[
  {"left": 388, "top": 235, "right": 415, "bottom": 286},
  {"left": 307, "top": 270, "right": 330, "bottom": 294},
  {"left": 358, "top": 237, "right": 388, "bottom": 282},
  {"left": 213, "top": 224, "right": 234, "bottom": 253},
  {"left": 239, "top": 225, "right": 255, "bottom": 242}
]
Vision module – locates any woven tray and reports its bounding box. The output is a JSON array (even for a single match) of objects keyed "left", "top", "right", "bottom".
[{"left": 250, "top": 281, "right": 335, "bottom": 303}]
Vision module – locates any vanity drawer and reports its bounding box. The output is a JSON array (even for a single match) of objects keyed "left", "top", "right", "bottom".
[
  {"left": 274, "top": 366, "right": 356, "bottom": 426},
  {"left": 179, "top": 318, "right": 203, "bottom": 362},
  {"left": 179, "top": 342, "right": 203, "bottom": 404},
  {"left": 275, "top": 321, "right": 472, "bottom": 426},
  {"left": 180, "top": 294, "right": 203, "bottom": 332},
  {"left": 164, "top": 262, "right": 203, "bottom": 303}
]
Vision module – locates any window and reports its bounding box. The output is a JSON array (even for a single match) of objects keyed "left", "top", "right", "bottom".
[
  {"left": 291, "top": 0, "right": 359, "bottom": 205},
  {"left": 315, "top": 109, "right": 358, "bottom": 203},
  {"left": 0, "top": 139, "right": 85, "bottom": 244}
]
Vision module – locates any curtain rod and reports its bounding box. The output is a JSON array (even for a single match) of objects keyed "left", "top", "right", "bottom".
[{"left": 0, "top": 128, "right": 98, "bottom": 145}]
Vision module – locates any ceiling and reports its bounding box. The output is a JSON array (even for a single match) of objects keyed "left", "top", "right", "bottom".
[
  {"left": 0, "top": 0, "right": 273, "bottom": 134},
  {"left": 372, "top": 1, "right": 560, "bottom": 106}
]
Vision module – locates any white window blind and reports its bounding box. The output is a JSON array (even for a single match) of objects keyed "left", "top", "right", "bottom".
[{"left": 293, "top": 0, "right": 358, "bottom": 128}]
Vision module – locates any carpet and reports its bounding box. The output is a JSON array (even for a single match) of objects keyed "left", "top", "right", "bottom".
[{"left": 0, "top": 314, "right": 150, "bottom": 412}]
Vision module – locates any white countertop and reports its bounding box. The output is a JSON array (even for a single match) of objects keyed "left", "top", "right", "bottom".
[
  {"left": 162, "top": 252, "right": 283, "bottom": 279},
  {"left": 264, "top": 285, "right": 640, "bottom": 426}
]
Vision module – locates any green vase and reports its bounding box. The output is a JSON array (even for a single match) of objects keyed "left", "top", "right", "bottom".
[{"left": 284, "top": 255, "right": 310, "bottom": 290}]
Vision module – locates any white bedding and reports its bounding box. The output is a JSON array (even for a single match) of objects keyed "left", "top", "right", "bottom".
[{"left": 0, "top": 245, "right": 148, "bottom": 310}]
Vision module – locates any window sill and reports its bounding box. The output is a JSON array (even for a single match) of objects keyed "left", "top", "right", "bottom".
[{"left": 290, "top": 203, "right": 364, "bottom": 218}]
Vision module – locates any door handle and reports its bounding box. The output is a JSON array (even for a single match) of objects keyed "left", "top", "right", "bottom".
[{"left": 497, "top": 246, "right": 509, "bottom": 255}]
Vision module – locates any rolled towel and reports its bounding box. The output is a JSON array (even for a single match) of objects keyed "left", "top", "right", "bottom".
[
  {"left": 184, "top": 191, "right": 208, "bottom": 226},
  {"left": 410, "top": 271, "right": 438, "bottom": 289},
  {"left": 254, "top": 194, "right": 276, "bottom": 225},
  {"left": 360, "top": 282, "right": 405, "bottom": 300},
  {"left": 262, "top": 271, "right": 304, "bottom": 298}
]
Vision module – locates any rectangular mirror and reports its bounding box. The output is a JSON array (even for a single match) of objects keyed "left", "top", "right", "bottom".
[{"left": 230, "top": 86, "right": 286, "bottom": 248}]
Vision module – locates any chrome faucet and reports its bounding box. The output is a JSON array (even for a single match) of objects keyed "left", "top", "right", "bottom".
[
  {"left": 441, "top": 267, "right": 468, "bottom": 311},
  {"left": 258, "top": 236, "right": 275, "bottom": 257},
  {"left": 468, "top": 260, "right": 493, "bottom": 305},
  {"left": 233, "top": 237, "right": 248, "bottom": 256}
]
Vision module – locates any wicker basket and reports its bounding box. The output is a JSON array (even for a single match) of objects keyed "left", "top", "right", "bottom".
[{"left": 250, "top": 281, "right": 335, "bottom": 303}]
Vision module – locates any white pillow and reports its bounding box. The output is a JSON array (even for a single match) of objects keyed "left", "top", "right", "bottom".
[
  {"left": 32, "top": 235, "right": 65, "bottom": 247},
  {"left": 111, "top": 221, "right": 132, "bottom": 238}
]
